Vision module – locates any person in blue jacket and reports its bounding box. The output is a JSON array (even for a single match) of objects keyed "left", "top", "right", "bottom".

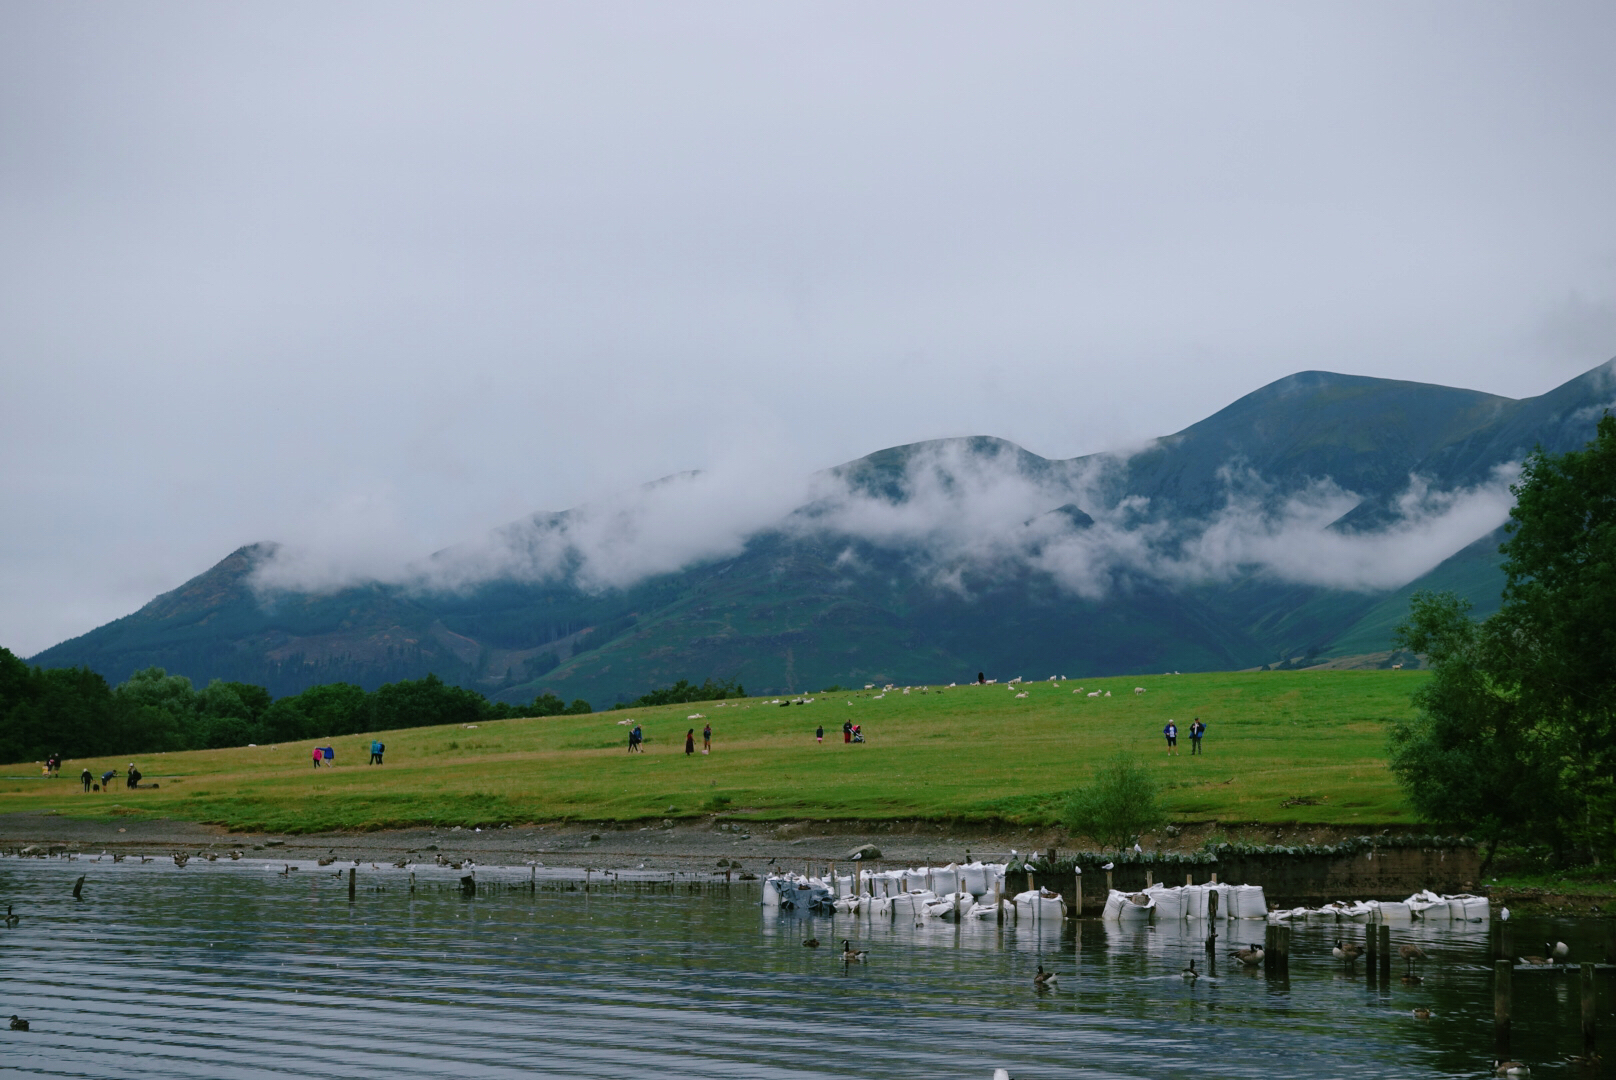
[{"left": 1163, "top": 721, "right": 1178, "bottom": 756}]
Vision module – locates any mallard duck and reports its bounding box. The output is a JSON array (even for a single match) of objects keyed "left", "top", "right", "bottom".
[
  {"left": 1493, "top": 1061, "right": 1530, "bottom": 1077},
  {"left": 802, "top": 937, "right": 819, "bottom": 948},
  {"left": 8, "top": 1015, "right": 27, "bottom": 1031},
  {"left": 1229, "top": 945, "right": 1264, "bottom": 967},
  {"left": 1181, "top": 959, "right": 1198, "bottom": 982},
  {"left": 840, "top": 940, "right": 869, "bottom": 962},
  {"left": 1412, "top": 1008, "right": 1431, "bottom": 1020},
  {"left": 1032, "top": 964, "right": 1059, "bottom": 988},
  {"left": 1332, "top": 939, "right": 1362, "bottom": 963}
]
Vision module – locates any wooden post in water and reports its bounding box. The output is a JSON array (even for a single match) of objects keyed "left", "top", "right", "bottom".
[
  {"left": 1027, "top": 869, "right": 1035, "bottom": 894},
  {"left": 1185, "top": 873, "right": 1193, "bottom": 887},
  {"left": 72, "top": 875, "right": 84, "bottom": 900},
  {"left": 1263, "top": 923, "right": 1277, "bottom": 974},
  {"left": 1494, "top": 959, "right": 1512, "bottom": 1060},
  {"left": 1583, "top": 963, "right": 1596, "bottom": 1054},
  {"left": 1378, "top": 924, "right": 1392, "bottom": 984},
  {"left": 1365, "top": 923, "right": 1377, "bottom": 977},
  {"left": 1105, "top": 869, "right": 1113, "bottom": 894},
  {"left": 1276, "top": 924, "right": 1290, "bottom": 976},
  {"left": 1074, "top": 870, "right": 1082, "bottom": 918},
  {"left": 348, "top": 867, "right": 356, "bottom": 902},
  {"left": 1205, "top": 889, "right": 1219, "bottom": 954}
]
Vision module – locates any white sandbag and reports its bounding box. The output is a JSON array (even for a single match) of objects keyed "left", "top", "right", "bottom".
[
  {"left": 1185, "top": 883, "right": 1231, "bottom": 919},
  {"left": 1377, "top": 901, "right": 1413, "bottom": 922},
  {"left": 1118, "top": 891, "right": 1155, "bottom": 922},
  {"left": 1405, "top": 890, "right": 1447, "bottom": 919},
  {"left": 968, "top": 898, "right": 1001, "bottom": 919},
  {"left": 922, "top": 891, "right": 974, "bottom": 920},
  {"left": 1343, "top": 900, "right": 1379, "bottom": 923},
  {"left": 1146, "top": 884, "right": 1185, "bottom": 921},
  {"left": 867, "top": 896, "right": 892, "bottom": 919},
  {"left": 1230, "top": 884, "right": 1268, "bottom": 919},
  {"left": 931, "top": 865, "right": 960, "bottom": 895},
  {"left": 962, "top": 862, "right": 990, "bottom": 896},
  {"left": 1014, "top": 888, "right": 1065, "bottom": 921},
  {"left": 1450, "top": 894, "right": 1489, "bottom": 921},
  {"left": 1103, "top": 889, "right": 1126, "bottom": 921},
  {"left": 832, "top": 896, "right": 860, "bottom": 913},
  {"left": 903, "top": 869, "right": 932, "bottom": 892},
  {"left": 891, "top": 890, "right": 937, "bottom": 917}
]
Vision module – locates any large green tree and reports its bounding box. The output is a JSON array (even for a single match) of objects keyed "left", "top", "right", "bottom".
[{"left": 1393, "top": 414, "right": 1616, "bottom": 865}]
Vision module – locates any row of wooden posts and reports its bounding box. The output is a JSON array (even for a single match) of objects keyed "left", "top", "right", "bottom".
[{"left": 1494, "top": 959, "right": 1600, "bottom": 1060}]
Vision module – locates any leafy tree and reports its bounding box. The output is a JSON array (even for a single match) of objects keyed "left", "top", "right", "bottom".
[
  {"left": 114, "top": 667, "right": 200, "bottom": 751},
  {"left": 1392, "top": 414, "right": 1616, "bottom": 865},
  {"left": 1061, "top": 754, "right": 1166, "bottom": 851},
  {"left": 617, "top": 678, "right": 745, "bottom": 709},
  {"left": 292, "top": 682, "right": 369, "bottom": 736}
]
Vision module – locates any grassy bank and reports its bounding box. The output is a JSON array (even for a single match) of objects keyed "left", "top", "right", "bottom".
[{"left": 0, "top": 670, "right": 1426, "bottom": 834}]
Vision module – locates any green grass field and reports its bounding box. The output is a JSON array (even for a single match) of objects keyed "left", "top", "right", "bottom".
[{"left": 0, "top": 670, "right": 1428, "bottom": 834}]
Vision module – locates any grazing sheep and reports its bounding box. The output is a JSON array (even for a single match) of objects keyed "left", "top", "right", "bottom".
[
  {"left": 1088, "top": 691, "right": 1101, "bottom": 698},
  {"left": 1134, "top": 687, "right": 1146, "bottom": 695}
]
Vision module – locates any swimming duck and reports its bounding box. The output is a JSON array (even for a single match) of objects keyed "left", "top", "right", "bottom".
[
  {"left": 1493, "top": 1061, "right": 1530, "bottom": 1077},
  {"left": 1229, "top": 945, "right": 1264, "bottom": 967},
  {"left": 1032, "top": 964, "right": 1059, "bottom": 988},
  {"left": 8, "top": 1015, "right": 27, "bottom": 1031},
  {"left": 840, "top": 940, "right": 869, "bottom": 962},
  {"left": 1412, "top": 1008, "right": 1431, "bottom": 1020},
  {"left": 802, "top": 937, "right": 819, "bottom": 948},
  {"left": 1332, "top": 939, "right": 1363, "bottom": 964},
  {"left": 4, "top": 906, "right": 18, "bottom": 927},
  {"left": 1181, "top": 959, "right": 1198, "bottom": 982}
]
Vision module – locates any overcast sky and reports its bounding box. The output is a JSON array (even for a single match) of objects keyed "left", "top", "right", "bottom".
[{"left": 4, "top": 2, "right": 1616, "bottom": 657}]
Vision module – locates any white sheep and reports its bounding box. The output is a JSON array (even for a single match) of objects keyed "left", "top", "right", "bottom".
[
  {"left": 1087, "top": 691, "right": 1101, "bottom": 698},
  {"left": 1104, "top": 690, "right": 1111, "bottom": 697},
  {"left": 1015, "top": 691, "right": 1028, "bottom": 698},
  {"left": 1134, "top": 687, "right": 1146, "bottom": 695}
]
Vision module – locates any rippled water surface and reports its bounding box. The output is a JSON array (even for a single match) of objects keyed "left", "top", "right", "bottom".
[{"left": 1, "top": 860, "right": 1610, "bottom": 1078}]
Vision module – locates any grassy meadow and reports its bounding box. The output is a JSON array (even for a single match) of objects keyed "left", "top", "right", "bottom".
[{"left": 0, "top": 670, "right": 1428, "bottom": 834}]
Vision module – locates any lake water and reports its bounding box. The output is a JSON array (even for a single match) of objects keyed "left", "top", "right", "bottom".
[{"left": 0, "top": 858, "right": 1609, "bottom": 1078}]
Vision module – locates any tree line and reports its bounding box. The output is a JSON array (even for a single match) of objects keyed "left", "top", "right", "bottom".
[{"left": 0, "top": 658, "right": 591, "bottom": 764}]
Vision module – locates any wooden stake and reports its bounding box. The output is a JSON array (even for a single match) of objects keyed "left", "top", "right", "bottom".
[
  {"left": 1145, "top": 870, "right": 1153, "bottom": 888},
  {"left": 348, "top": 866, "right": 356, "bottom": 902},
  {"left": 1583, "top": 963, "right": 1596, "bottom": 1054},
  {"left": 1378, "top": 924, "right": 1392, "bottom": 983},
  {"left": 1185, "top": 873, "right": 1193, "bottom": 887},
  {"left": 1105, "top": 869, "right": 1113, "bottom": 894},
  {"left": 1365, "top": 924, "right": 1377, "bottom": 979},
  {"left": 1074, "top": 870, "right": 1082, "bottom": 918},
  {"left": 72, "top": 875, "right": 84, "bottom": 900},
  {"left": 1494, "top": 959, "right": 1512, "bottom": 1060}
]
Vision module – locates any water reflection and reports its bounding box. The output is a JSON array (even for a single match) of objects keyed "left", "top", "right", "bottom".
[{"left": 0, "top": 860, "right": 1608, "bottom": 1078}]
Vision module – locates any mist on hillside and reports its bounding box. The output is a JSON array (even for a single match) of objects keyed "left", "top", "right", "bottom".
[{"left": 249, "top": 437, "right": 1519, "bottom": 602}]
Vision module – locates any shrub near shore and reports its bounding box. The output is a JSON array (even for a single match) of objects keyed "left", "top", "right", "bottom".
[{"left": 0, "top": 670, "right": 1422, "bottom": 835}]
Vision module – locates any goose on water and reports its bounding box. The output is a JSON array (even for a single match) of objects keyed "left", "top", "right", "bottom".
[
  {"left": 1549, "top": 941, "right": 1569, "bottom": 965},
  {"left": 1493, "top": 1061, "right": 1530, "bottom": 1077},
  {"left": 4, "top": 905, "right": 18, "bottom": 926},
  {"left": 1229, "top": 945, "right": 1264, "bottom": 967},
  {"left": 1032, "top": 965, "right": 1059, "bottom": 988},
  {"left": 1181, "top": 959, "right": 1198, "bottom": 982},
  {"left": 840, "top": 940, "right": 869, "bottom": 962},
  {"left": 1332, "top": 939, "right": 1362, "bottom": 964}
]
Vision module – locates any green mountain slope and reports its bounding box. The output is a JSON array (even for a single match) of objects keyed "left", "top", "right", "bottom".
[{"left": 28, "top": 360, "right": 1614, "bottom": 704}]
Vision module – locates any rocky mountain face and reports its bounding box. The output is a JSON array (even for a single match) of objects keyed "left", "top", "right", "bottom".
[{"left": 30, "top": 361, "right": 1615, "bottom": 705}]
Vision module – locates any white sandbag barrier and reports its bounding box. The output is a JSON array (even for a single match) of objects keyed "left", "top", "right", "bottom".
[{"left": 1103, "top": 883, "right": 1264, "bottom": 922}]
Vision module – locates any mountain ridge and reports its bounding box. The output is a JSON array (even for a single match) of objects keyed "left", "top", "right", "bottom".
[{"left": 28, "top": 360, "right": 1615, "bottom": 704}]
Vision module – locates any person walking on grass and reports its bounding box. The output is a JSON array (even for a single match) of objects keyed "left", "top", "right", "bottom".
[
  {"left": 685, "top": 728, "right": 696, "bottom": 756},
  {"left": 843, "top": 720, "right": 853, "bottom": 744},
  {"left": 1189, "top": 718, "right": 1205, "bottom": 755},
  {"left": 1163, "top": 720, "right": 1178, "bottom": 756},
  {"left": 816, "top": 724, "right": 824, "bottom": 744},
  {"left": 702, "top": 723, "right": 711, "bottom": 754},
  {"left": 80, "top": 768, "right": 92, "bottom": 793},
  {"left": 312, "top": 746, "right": 323, "bottom": 768},
  {"left": 369, "top": 740, "right": 382, "bottom": 765},
  {"left": 627, "top": 725, "right": 643, "bottom": 753}
]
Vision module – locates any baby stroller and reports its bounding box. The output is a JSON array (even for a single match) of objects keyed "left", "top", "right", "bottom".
[{"left": 851, "top": 725, "right": 864, "bottom": 743}]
